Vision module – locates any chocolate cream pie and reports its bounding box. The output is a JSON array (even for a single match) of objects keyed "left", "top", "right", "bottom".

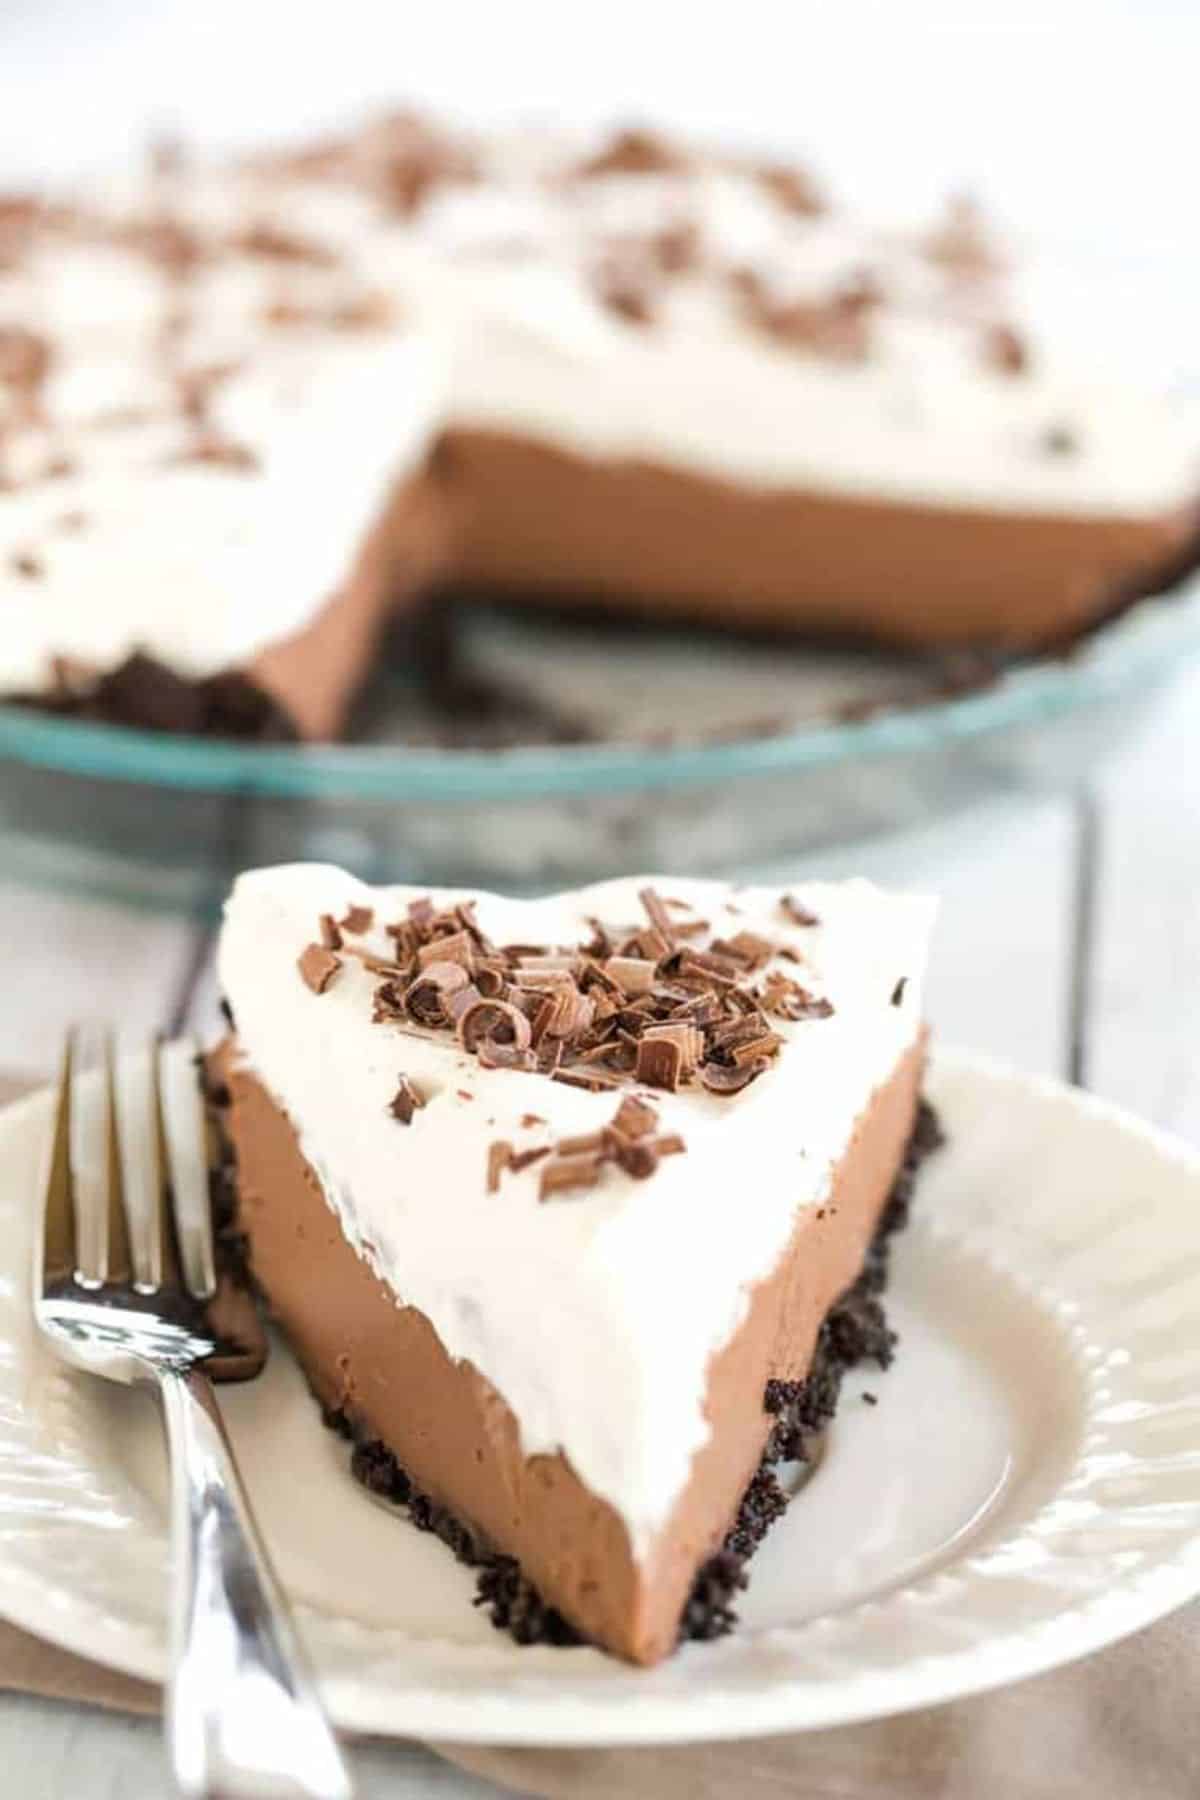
[
  {"left": 213, "top": 865, "right": 939, "bottom": 1663},
  {"left": 2, "top": 114, "right": 1198, "bottom": 742}
]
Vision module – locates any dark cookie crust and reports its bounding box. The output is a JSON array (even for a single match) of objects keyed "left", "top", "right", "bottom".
[
  {"left": 321, "top": 1097, "right": 944, "bottom": 1651},
  {"left": 14, "top": 651, "right": 297, "bottom": 742}
]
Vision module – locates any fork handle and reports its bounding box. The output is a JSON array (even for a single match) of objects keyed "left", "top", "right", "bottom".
[{"left": 157, "top": 1364, "right": 353, "bottom": 1800}]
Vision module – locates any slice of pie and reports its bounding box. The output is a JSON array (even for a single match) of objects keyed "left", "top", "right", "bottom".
[{"left": 214, "top": 864, "right": 938, "bottom": 1663}]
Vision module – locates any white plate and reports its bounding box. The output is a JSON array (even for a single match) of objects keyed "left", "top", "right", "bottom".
[{"left": 1, "top": 1048, "right": 1200, "bottom": 1745}]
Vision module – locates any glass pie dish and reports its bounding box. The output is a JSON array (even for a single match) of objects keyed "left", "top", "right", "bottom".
[{"left": 2, "top": 572, "right": 1198, "bottom": 913}]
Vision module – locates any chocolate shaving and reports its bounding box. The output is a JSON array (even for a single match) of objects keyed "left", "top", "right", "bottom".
[
  {"left": 612, "top": 1136, "right": 658, "bottom": 1179},
  {"left": 340, "top": 904, "right": 374, "bottom": 934},
  {"left": 458, "top": 998, "right": 533, "bottom": 1057},
  {"left": 653, "top": 1132, "right": 686, "bottom": 1159},
  {"left": 638, "top": 886, "right": 677, "bottom": 946},
  {"left": 652, "top": 219, "right": 700, "bottom": 275},
  {"left": 700, "top": 1056, "right": 769, "bottom": 1095},
  {"left": 983, "top": 323, "right": 1028, "bottom": 376},
  {"left": 635, "top": 1033, "right": 684, "bottom": 1092},
  {"left": 730, "top": 1031, "right": 783, "bottom": 1066},
  {"left": 595, "top": 263, "right": 656, "bottom": 327},
  {"left": 781, "top": 895, "right": 820, "bottom": 927},
  {"left": 642, "top": 1021, "right": 704, "bottom": 1075},
  {"left": 580, "top": 918, "right": 614, "bottom": 959},
  {"left": 171, "top": 432, "right": 261, "bottom": 473},
  {"left": 174, "top": 360, "right": 239, "bottom": 426},
  {"left": 891, "top": 977, "right": 908, "bottom": 1007},
  {"left": 479, "top": 1042, "right": 536, "bottom": 1073},
  {"left": 329, "top": 289, "right": 396, "bottom": 332},
  {"left": 318, "top": 912, "right": 343, "bottom": 950},
  {"left": 417, "top": 929, "right": 473, "bottom": 970},
  {"left": 298, "top": 943, "right": 341, "bottom": 995},
  {"left": 509, "top": 1144, "right": 553, "bottom": 1174},
  {"left": 230, "top": 220, "right": 338, "bottom": 266},
  {"left": 405, "top": 961, "right": 470, "bottom": 1025},
  {"left": 752, "top": 291, "right": 870, "bottom": 362},
  {"left": 611, "top": 1095, "right": 658, "bottom": 1140},
  {"left": 487, "top": 1141, "right": 513, "bottom": 1194},
  {"left": 0, "top": 325, "right": 52, "bottom": 420},
  {"left": 760, "top": 972, "right": 832, "bottom": 1021},
  {"left": 368, "top": 111, "right": 479, "bottom": 218},
  {"left": 554, "top": 1129, "right": 608, "bottom": 1157},
  {"left": 709, "top": 930, "right": 775, "bottom": 972},
  {"left": 474, "top": 965, "right": 506, "bottom": 998},
  {"left": 539, "top": 1152, "right": 606, "bottom": 1199},
  {"left": 446, "top": 983, "right": 483, "bottom": 1024},
  {"left": 925, "top": 193, "right": 1004, "bottom": 280},
  {"left": 604, "top": 956, "right": 657, "bottom": 996},
  {"left": 756, "top": 162, "right": 825, "bottom": 218},
  {"left": 536, "top": 983, "right": 595, "bottom": 1042},
  {"left": 577, "top": 128, "right": 686, "bottom": 178},
  {"left": 552, "top": 1068, "right": 618, "bottom": 1093},
  {"left": 389, "top": 1075, "right": 426, "bottom": 1125}
]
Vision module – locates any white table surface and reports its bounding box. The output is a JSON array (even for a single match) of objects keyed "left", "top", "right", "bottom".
[{"left": 0, "top": 664, "right": 1197, "bottom": 1796}]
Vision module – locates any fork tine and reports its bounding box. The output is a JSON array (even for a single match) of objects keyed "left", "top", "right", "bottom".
[
  {"left": 143, "top": 1040, "right": 184, "bottom": 1295},
  {"left": 68, "top": 1025, "right": 130, "bottom": 1287},
  {"left": 158, "top": 1037, "right": 216, "bottom": 1300},
  {"left": 40, "top": 1035, "right": 77, "bottom": 1289},
  {"left": 114, "top": 1036, "right": 165, "bottom": 1291}
]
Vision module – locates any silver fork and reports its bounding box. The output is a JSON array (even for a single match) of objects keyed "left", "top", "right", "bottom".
[{"left": 34, "top": 1028, "right": 353, "bottom": 1800}]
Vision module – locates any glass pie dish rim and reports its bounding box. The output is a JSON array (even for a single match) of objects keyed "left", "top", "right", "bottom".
[{"left": 1, "top": 575, "right": 1198, "bottom": 804}]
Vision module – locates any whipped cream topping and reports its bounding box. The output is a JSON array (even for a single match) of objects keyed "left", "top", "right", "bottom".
[
  {"left": 218, "top": 864, "right": 935, "bottom": 1556},
  {"left": 4, "top": 116, "right": 1196, "bottom": 690},
  {"left": 0, "top": 251, "right": 441, "bottom": 687}
]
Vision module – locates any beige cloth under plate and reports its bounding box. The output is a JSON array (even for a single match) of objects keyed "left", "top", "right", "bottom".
[
  {"left": 2, "top": 1074, "right": 1197, "bottom": 1798},
  {"left": 0, "top": 1608, "right": 1197, "bottom": 1798}
]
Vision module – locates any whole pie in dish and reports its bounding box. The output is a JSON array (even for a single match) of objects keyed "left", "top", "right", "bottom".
[
  {"left": 212, "top": 864, "right": 940, "bottom": 1662},
  {"left": 2, "top": 114, "right": 1197, "bottom": 742}
]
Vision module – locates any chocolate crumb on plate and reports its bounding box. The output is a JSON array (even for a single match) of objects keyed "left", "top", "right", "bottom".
[{"left": 891, "top": 977, "right": 908, "bottom": 1007}]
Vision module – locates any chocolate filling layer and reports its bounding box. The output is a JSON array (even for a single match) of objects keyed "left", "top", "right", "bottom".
[
  {"left": 214, "top": 1033, "right": 936, "bottom": 1662},
  {"left": 322, "top": 1096, "right": 940, "bottom": 1652},
  {"left": 10, "top": 435, "right": 1200, "bottom": 744}
]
